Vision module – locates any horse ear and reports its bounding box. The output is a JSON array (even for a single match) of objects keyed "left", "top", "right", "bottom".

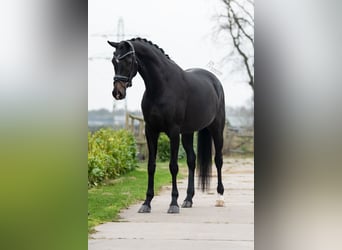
[{"left": 107, "top": 41, "right": 119, "bottom": 48}]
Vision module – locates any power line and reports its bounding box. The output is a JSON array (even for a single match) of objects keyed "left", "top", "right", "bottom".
[
  {"left": 89, "top": 17, "right": 147, "bottom": 61},
  {"left": 89, "top": 17, "right": 147, "bottom": 126}
]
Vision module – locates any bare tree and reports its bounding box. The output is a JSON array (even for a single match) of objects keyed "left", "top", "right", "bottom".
[{"left": 219, "top": 0, "right": 254, "bottom": 90}]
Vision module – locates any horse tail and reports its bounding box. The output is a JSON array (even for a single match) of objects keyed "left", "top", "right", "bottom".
[{"left": 197, "top": 127, "right": 212, "bottom": 192}]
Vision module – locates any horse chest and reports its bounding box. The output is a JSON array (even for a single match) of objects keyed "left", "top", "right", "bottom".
[
  {"left": 142, "top": 99, "right": 184, "bottom": 131},
  {"left": 142, "top": 103, "right": 166, "bottom": 126},
  {"left": 147, "top": 105, "right": 163, "bottom": 119}
]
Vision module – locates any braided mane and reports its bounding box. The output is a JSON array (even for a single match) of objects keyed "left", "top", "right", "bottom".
[{"left": 130, "top": 37, "right": 171, "bottom": 60}]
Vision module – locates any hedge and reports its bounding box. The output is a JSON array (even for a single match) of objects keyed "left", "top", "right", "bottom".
[
  {"left": 157, "top": 133, "right": 186, "bottom": 162},
  {"left": 88, "top": 128, "right": 137, "bottom": 188}
]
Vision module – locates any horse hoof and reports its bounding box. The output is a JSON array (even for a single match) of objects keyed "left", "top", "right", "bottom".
[
  {"left": 138, "top": 204, "right": 151, "bottom": 213},
  {"left": 215, "top": 195, "right": 225, "bottom": 207},
  {"left": 181, "top": 200, "right": 193, "bottom": 208},
  {"left": 167, "top": 205, "right": 180, "bottom": 214},
  {"left": 215, "top": 200, "right": 225, "bottom": 207}
]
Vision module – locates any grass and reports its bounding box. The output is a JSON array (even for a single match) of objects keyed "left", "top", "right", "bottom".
[{"left": 88, "top": 161, "right": 186, "bottom": 234}]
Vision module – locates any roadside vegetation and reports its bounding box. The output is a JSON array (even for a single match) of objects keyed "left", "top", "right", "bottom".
[
  {"left": 88, "top": 128, "right": 186, "bottom": 234},
  {"left": 88, "top": 129, "right": 137, "bottom": 188},
  {"left": 88, "top": 161, "right": 186, "bottom": 234}
]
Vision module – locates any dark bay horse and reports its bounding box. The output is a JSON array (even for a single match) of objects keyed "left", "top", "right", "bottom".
[{"left": 108, "top": 38, "right": 225, "bottom": 213}]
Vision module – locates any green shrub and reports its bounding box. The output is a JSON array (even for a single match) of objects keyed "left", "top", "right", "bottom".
[
  {"left": 157, "top": 133, "right": 186, "bottom": 162},
  {"left": 88, "top": 128, "right": 137, "bottom": 188}
]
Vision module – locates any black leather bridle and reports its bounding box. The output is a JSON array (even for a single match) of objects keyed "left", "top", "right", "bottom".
[{"left": 113, "top": 41, "right": 137, "bottom": 87}]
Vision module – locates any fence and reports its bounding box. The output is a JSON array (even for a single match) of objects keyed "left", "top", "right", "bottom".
[
  {"left": 126, "top": 114, "right": 254, "bottom": 159},
  {"left": 223, "top": 124, "right": 254, "bottom": 155},
  {"left": 125, "top": 113, "right": 147, "bottom": 160}
]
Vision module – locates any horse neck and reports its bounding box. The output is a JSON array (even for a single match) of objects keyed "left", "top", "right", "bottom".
[{"left": 133, "top": 42, "right": 181, "bottom": 93}]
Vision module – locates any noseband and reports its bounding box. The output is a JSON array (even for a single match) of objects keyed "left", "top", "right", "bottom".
[{"left": 113, "top": 41, "right": 137, "bottom": 87}]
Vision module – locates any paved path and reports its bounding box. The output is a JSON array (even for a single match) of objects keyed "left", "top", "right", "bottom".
[{"left": 89, "top": 158, "right": 254, "bottom": 250}]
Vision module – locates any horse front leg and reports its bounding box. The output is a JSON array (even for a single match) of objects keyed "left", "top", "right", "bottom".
[
  {"left": 167, "top": 131, "right": 180, "bottom": 213},
  {"left": 138, "top": 126, "right": 159, "bottom": 213}
]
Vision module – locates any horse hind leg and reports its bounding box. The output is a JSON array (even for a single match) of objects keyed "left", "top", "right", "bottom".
[
  {"left": 214, "top": 149, "right": 225, "bottom": 207},
  {"left": 209, "top": 124, "right": 225, "bottom": 207},
  {"left": 181, "top": 133, "right": 196, "bottom": 208}
]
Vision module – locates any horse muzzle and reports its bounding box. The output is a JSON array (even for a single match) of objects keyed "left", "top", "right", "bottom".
[{"left": 112, "top": 88, "right": 126, "bottom": 100}]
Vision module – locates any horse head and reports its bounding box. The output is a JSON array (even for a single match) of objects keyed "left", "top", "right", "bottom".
[{"left": 108, "top": 40, "right": 138, "bottom": 100}]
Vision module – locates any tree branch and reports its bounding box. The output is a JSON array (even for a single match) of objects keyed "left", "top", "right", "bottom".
[
  {"left": 231, "top": 0, "right": 254, "bottom": 23},
  {"left": 227, "top": 7, "right": 254, "bottom": 89},
  {"left": 220, "top": 0, "right": 254, "bottom": 90},
  {"left": 233, "top": 14, "right": 254, "bottom": 46}
]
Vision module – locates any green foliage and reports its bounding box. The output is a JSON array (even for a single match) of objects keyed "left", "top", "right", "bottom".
[
  {"left": 88, "top": 128, "right": 137, "bottom": 187},
  {"left": 157, "top": 133, "right": 186, "bottom": 162},
  {"left": 88, "top": 162, "right": 183, "bottom": 233},
  {"left": 157, "top": 133, "right": 170, "bottom": 162}
]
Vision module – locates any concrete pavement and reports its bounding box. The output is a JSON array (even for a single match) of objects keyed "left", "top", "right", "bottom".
[{"left": 89, "top": 157, "right": 254, "bottom": 250}]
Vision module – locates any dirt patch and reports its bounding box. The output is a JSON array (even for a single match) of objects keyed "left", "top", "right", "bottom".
[{"left": 227, "top": 169, "right": 254, "bottom": 174}]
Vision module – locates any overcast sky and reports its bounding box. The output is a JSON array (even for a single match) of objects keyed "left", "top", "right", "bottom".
[{"left": 88, "top": 0, "right": 253, "bottom": 111}]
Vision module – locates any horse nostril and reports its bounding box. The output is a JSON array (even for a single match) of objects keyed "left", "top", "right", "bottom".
[
  {"left": 112, "top": 89, "right": 120, "bottom": 100},
  {"left": 113, "top": 90, "right": 123, "bottom": 100},
  {"left": 112, "top": 86, "right": 125, "bottom": 100}
]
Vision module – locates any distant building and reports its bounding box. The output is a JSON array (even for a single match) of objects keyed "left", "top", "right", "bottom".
[
  {"left": 88, "top": 109, "right": 114, "bottom": 129},
  {"left": 226, "top": 115, "right": 253, "bottom": 130},
  {"left": 88, "top": 108, "right": 143, "bottom": 131}
]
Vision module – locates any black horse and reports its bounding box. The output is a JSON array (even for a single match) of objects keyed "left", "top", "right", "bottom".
[{"left": 108, "top": 38, "right": 225, "bottom": 213}]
